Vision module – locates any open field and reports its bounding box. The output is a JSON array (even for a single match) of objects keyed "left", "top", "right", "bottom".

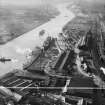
[{"left": 0, "top": 4, "right": 59, "bottom": 44}]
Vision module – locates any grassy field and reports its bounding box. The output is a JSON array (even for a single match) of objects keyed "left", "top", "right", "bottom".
[{"left": 0, "top": 4, "right": 59, "bottom": 44}]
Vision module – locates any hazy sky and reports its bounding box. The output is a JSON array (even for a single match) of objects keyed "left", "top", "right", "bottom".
[
  {"left": 0, "top": 0, "right": 105, "bottom": 6},
  {"left": 0, "top": 0, "right": 70, "bottom": 6}
]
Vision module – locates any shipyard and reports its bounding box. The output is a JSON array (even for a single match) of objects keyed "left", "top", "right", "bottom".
[{"left": 0, "top": 0, "right": 105, "bottom": 105}]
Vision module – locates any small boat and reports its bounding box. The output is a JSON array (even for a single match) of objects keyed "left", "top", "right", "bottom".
[
  {"left": 39, "top": 29, "right": 45, "bottom": 36},
  {"left": 0, "top": 57, "right": 11, "bottom": 63}
]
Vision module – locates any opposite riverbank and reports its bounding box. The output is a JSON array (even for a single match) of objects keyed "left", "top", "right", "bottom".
[{"left": 0, "top": 4, "right": 59, "bottom": 44}]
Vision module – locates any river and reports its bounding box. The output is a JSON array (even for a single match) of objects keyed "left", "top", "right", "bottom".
[{"left": 0, "top": 3, "right": 75, "bottom": 76}]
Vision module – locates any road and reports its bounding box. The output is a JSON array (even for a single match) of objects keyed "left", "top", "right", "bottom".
[
  {"left": 0, "top": 3, "right": 75, "bottom": 76},
  {"left": 74, "top": 37, "right": 90, "bottom": 77}
]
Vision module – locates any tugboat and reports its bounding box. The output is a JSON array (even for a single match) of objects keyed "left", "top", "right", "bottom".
[{"left": 0, "top": 57, "right": 11, "bottom": 63}]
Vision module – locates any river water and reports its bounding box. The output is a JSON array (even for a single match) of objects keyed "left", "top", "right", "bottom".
[{"left": 0, "top": 3, "right": 75, "bottom": 76}]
